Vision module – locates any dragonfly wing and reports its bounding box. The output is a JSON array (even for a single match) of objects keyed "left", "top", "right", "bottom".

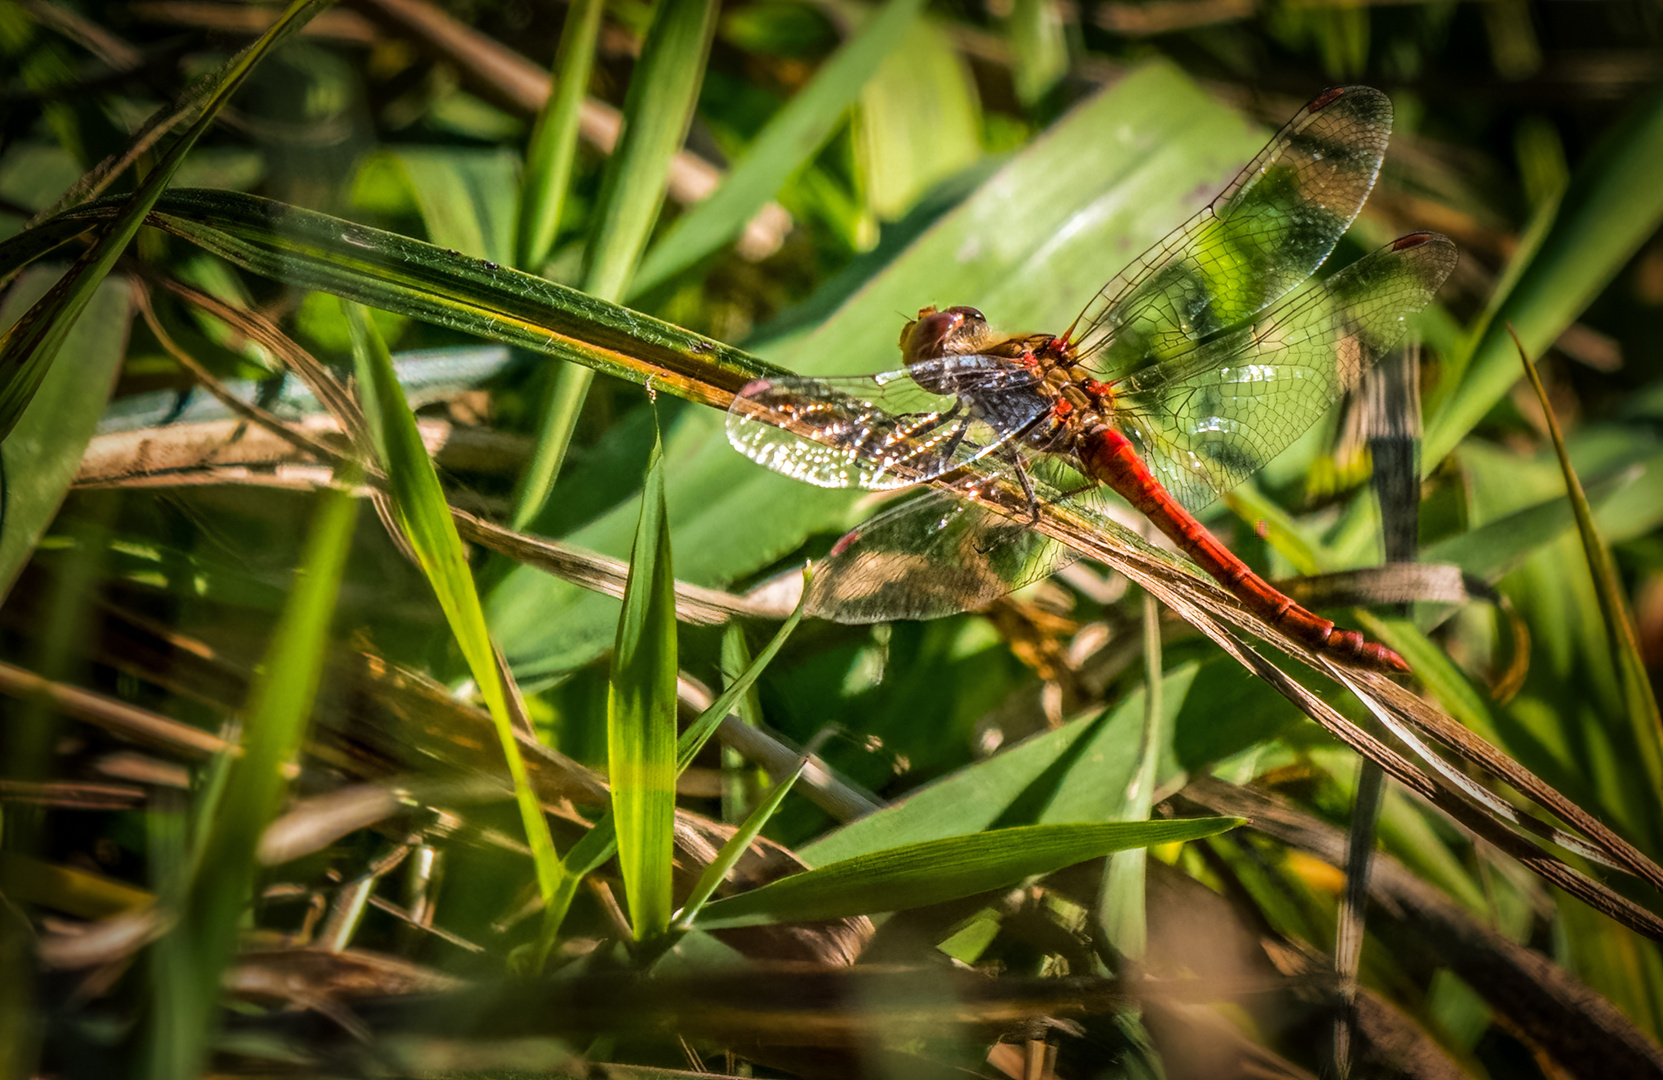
[
  {"left": 807, "top": 487, "right": 1075, "bottom": 622},
  {"left": 1112, "top": 232, "right": 1459, "bottom": 515},
  {"left": 726, "top": 356, "right": 1049, "bottom": 490},
  {"left": 1074, "top": 86, "right": 1394, "bottom": 373}
]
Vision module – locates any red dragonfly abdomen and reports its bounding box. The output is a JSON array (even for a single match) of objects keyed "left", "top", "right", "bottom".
[{"left": 1077, "top": 423, "right": 1409, "bottom": 674}]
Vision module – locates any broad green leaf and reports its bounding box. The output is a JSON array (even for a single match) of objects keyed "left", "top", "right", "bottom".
[
  {"left": 168, "top": 468, "right": 356, "bottom": 1078},
  {"left": 1424, "top": 83, "right": 1663, "bottom": 465},
  {"left": 693, "top": 819, "right": 1240, "bottom": 928},
  {"left": 343, "top": 304, "right": 567, "bottom": 916},
  {"left": 0, "top": 271, "right": 131, "bottom": 601},
  {"left": 804, "top": 657, "right": 1293, "bottom": 865},
  {"left": 631, "top": 0, "right": 930, "bottom": 294},
  {"left": 517, "top": 0, "right": 605, "bottom": 273},
  {"left": 607, "top": 426, "right": 680, "bottom": 940},
  {"left": 0, "top": 0, "right": 326, "bottom": 441}
]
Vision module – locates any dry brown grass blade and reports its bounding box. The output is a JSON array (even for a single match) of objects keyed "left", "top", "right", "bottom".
[{"left": 1006, "top": 496, "right": 1663, "bottom": 941}]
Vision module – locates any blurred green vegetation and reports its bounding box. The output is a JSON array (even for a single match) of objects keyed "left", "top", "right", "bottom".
[{"left": 1, "top": 0, "right": 1662, "bottom": 1076}]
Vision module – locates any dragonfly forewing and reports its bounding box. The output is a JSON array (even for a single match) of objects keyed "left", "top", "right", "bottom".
[
  {"left": 726, "top": 356, "right": 1050, "bottom": 491},
  {"left": 1074, "top": 86, "right": 1393, "bottom": 375},
  {"left": 1111, "top": 232, "right": 1460, "bottom": 515}
]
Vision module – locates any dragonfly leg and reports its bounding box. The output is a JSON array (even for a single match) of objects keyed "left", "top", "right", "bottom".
[{"left": 1005, "top": 448, "right": 1042, "bottom": 525}]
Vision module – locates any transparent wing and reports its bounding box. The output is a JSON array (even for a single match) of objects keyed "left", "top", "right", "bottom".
[
  {"left": 726, "top": 356, "right": 1050, "bottom": 491},
  {"left": 1073, "top": 86, "right": 1394, "bottom": 375},
  {"left": 1111, "top": 232, "right": 1459, "bottom": 514},
  {"left": 806, "top": 486, "right": 1076, "bottom": 623}
]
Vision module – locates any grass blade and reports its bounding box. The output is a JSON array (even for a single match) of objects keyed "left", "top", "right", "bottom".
[
  {"left": 0, "top": 272, "right": 130, "bottom": 600},
  {"left": 541, "top": 590, "right": 804, "bottom": 938},
  {"left": 1424, "top": 82, "right": 1663, "bottom": 464},
  {"left": 164, "top": 469, "right": 357, "bottom": 1078},
  {"left": 673, "top": 758, "right": 807, "bottom": 930},
  {"left": 1512, "top": 325, "right": 1663, "bottom": 800},
  {"left": 608, "top": 423, "right": 680, "bottom": 941},
  {"left": 517, "top": 0, "right": 606, "bottom": 274},
  {"left": 631, "top": 0, "right": 929, "bottom": 295},
  {"left": 342, "top": 303, "right": 567, "bottom": 915},
  {"left": 694, "top": 819, "right": 1241, "bottom": 929},
  {"left": 1008, "top": 0, "right": 1068, "bottom": 108},
  {"left": 513, "top": 0, "right": 720, "bottom": 528},
  {"left": 0, "top": 0, "right": 325, "bottom": 440},
  {"left": 1099, "top": 594, "right": 1166, "bottom": 960}
]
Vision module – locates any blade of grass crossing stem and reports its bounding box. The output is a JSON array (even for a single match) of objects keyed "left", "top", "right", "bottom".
[
  {"left": 1100, "top": 594, "right": 1164, "bottom": 960},
  {"left": 608, "top": 425, "right": 680, "bottom": 941},
  {"left": 517, "top": 0, "right": 606, "bottom": 274},
  {"left": 541, "top": 579, "right": 805, "bottom": 940},
  {"left": 159, "top": 471, "right": 356, "bottom": 1080},
  {"left": 630, "top": 0, "right": 928, "bottom": 296},
  {"left": 679, "top": 573, "right": 806, "bottom": 773},
  {"left": 1512, "top": 326, "right": 1663, "bottom": 797},
  {"left": 693, "top": 820, "right": 1240, "bottom": 929},
  {"left": 721, "top": 623, "right": 772, "bottom": 822},
  {"left": 512, "top": 0, "right": 719, "bottom": 529},
  {"left": 675, "top": 758, "right": 808, "bottom": 930},
  {"left": 342, "top": 303, "right": 566, "bottom": 912},
  {"left": 0, "top": 0, "right": 325, "bottom": 441}
]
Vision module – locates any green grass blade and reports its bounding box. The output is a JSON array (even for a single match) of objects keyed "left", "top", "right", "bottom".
[
  {"left": 1099, "top": 594, "right": 1166, "bottom": 960},
  {"left": 164, "top": 469, "right": 357, "bottom": 1078},
  {"left": 514, "top": 0, "right": 720, "bottom": 528},
  {"left": 677, "top": 576, "right": 806, "bottom": 774},
  {"left": 381, "top": 147, "right": 520, "bottom": 264},
  {"left": 6, "top": 189, "right": 773, "bottom": 399},
  {"left": 608, "top": 424, "right": 680, "bottom": 941},
  {"left": 342, "top": 303, "right": 567, "bottom": 913},
  {"left": 585, "top": 0, "right": 718, "bottom": 303},
  {"left": 1424, "top": 82, "right": 1663, "bottom": 465},
  {"left": 0, "top": 0, "right": 325, "bottom": 441},
  {"left": 517, "top": 0, "right": 605, "bottom": 273},
  {"left": 540, "top": 590, "right": 803, "bottom": 939},
  {"left": 631, "top": 0, "right": 929, "bottom": 296},
  {"left": 0, "top": 272, "right": 130, "bottom": 601},
  {"left": 693, "top": 819, "right": 1240, "bottom": 929},
  {"left": 720, "top": 622, "right": 771, "bottom": 821},
  {"left": 1008, "top": 0, "right": 1068, "bottom": 108},
  {"left": 674, "top": 758, "right": 807, "bottom": 930},
  {"left": 1514, "top": 328, "right": 1663, "bottom": 798},
  {"left": 854, "top": 18, "right": 983, "bottom": 222}
]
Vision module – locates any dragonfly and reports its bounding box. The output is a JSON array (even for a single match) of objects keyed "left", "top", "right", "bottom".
[{"left": 726, "top": 86, "right": 1458, "bottom": 673}]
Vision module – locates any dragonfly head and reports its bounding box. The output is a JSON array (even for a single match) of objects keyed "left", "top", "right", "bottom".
[{"left": 899, "top": 305, "right": 996, "bottom": 362}]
